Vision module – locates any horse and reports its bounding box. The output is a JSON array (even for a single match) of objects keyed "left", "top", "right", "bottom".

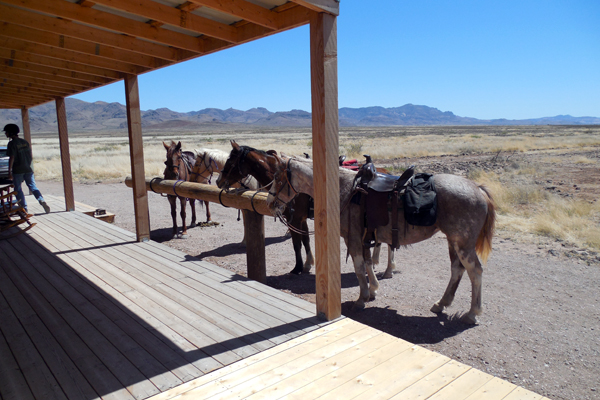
[
  {"left": 162, "top": 141, "right": 198, "bottom": 238},
  {"left": 215, "top": 141, "right": 314, "bottom": 275},
  {"left": 267, "top": 155, "right": 496, "bottom": 324},
  {"left": 194, "top": 147, "right": 259, "bottom": 245}
]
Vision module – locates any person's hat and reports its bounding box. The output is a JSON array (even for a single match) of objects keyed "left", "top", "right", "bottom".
[{"left": 2, "top": 124, "right": 20, "bottom": 135}]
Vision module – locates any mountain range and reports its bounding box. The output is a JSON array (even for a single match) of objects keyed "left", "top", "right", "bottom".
[{"left": 0, "top": 98, "right": 598, "bottom": 132}]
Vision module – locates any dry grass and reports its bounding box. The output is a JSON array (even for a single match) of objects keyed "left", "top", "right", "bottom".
[{"left": 30, "top": 125, "right": 600, "bottom": 252}]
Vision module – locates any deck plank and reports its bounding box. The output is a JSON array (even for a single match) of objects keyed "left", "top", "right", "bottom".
[
  {"left": 0, "top": 239, "right": 157, "bottom": 400},
  {"left": 29, "top": 219, "right": 244, "bottom": 367},
  {"left": 2, "top": 199, "right": 547, "bottom": 400},
  {"left": 51, "top": 212, "right": 308, "bottom": 346}
]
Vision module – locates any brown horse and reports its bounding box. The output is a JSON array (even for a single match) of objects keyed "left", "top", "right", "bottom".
[
  {"left": 216, "top": 141, "right": 314, "bottom": 275},
  {"left": 267, "top": 156, "right": 496, "bottom": 324},
  {"left": 163, "top": 141, "right": 198, "bottom": 238}
]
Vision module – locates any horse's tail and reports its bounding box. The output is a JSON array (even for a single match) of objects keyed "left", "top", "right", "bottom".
[{"left": 476, "top": 184, "right": 496, "bottom": 264}]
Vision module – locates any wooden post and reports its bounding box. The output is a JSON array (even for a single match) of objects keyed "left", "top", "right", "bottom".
[
  {"left": 243, "top": 210, "right": 267, "bottom": 284},
  {"left": 55, "top": 97, "right": 75, "bottom": 211},
  {"left": 21, "top": 107, "right": 33, "bottom": 195},
  {"left": 124, "top": 74, "right": 150, "bottom": 242},
  {"left": 21, "top": 107, "right": 31, "bottom": 149},
  {"left": 310, "top": 12, "right": 341, "bottom": 321}
]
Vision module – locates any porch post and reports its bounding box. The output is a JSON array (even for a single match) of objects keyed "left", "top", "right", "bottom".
[
  {"left": 55, "top": 97, "right": 75, "bottom": 211},
  {"left": 310, "top": 12, "right": 341, "bottom": 321},
  {"left": 124, "top": 74, "right": 150, "bottom": 242},
  {"left": 21, "top": 107, "right": 31, "bottom": 149}
]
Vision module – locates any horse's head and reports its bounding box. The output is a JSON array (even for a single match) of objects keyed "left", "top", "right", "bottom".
[
  {"left": 267, "top": 154, "right": 299, "bottom": 216},
  {"left": 163, "top": 141, "right": 184, "bottom": 180},
  {"left": 217, "top": 140, "right": 277, "bottom": 189}
]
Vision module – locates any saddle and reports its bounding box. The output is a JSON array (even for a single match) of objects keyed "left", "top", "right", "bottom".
[{"left": 353, "top": 155, "right": 414, "bottom": 248}]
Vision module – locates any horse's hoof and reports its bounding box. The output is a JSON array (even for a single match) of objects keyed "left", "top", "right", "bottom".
[
  {"left": 180, "top": 234, "right": 188, "bottom": 239},
  {"left": 460, "top": 313, "right": 478, "bottom": 325},
  {"left": 290, "top": 267, "right": 303, "bottom": 275},
  {"left": 189, "top": 223, "right": 196, "bottom": 228},
  {"left": 430, "top": 303, "right": 444, "bottom": 313},
  {"left": 352, "top": 301, "right": 365, "bottom": 311},
  {"left": 302, "top": 265, "right": 312, "bottom": 274}
]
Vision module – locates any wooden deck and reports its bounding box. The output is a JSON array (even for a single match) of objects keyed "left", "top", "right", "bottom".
[{"left": 0, "top": 195, "right": 548, "bottom": 400}]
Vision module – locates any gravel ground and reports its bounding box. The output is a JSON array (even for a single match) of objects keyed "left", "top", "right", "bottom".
[{"left": 39, "top": 178, "right": 600, "bottom": 400}]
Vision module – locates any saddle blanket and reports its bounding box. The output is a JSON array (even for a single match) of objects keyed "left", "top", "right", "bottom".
[{"left": 402, "top": 173, "right": 437, "bottom": 226}]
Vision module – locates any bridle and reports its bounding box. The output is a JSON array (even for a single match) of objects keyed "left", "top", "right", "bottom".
[
  {"left": 165, "top": 148, "right": 191, "bottom": 181},
  {"left": 191, "top": 153, "right": 219, "bottom": 184},
  {"left": 269, "top": 157, "right": 314, "bottom": 235},
  {"left": 220, "top": 147, "right": 273, "bottom": 191},
  {"left": 270, "top": 157, "right": 300, "bottom": 210}
]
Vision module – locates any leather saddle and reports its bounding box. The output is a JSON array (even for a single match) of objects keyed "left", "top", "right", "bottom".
[{"left": 353, "top": 155, "right": 414, "bottom": 248}]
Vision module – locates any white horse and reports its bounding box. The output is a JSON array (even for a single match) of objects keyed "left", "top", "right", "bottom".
[
  {"left": 267, "top": 156, "right": 495, "bottom": 324},
  {"left": 193, "top": 148, "right": 258, "bottom": 244}
]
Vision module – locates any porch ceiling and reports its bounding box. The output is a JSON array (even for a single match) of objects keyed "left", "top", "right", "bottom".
[{"left": 0, "top": 0, "right": 338, "bottom": 109}]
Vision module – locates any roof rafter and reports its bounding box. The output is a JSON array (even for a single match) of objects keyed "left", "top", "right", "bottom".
[
  {"left": 1, "top": 59, "right": 112, "bottom": 85},
  {"left": 0, "top": 23, "right": 167, "bottom": 70},
  {"left": 0, "top": 4, "right": 194, "bottom": 62},
  {"left": 0, "top": 36, "right": 145, "bottom": 75},
  {"left": 186, "top": 0, "right": 279, "bottom": 30},
  {"left": 0, "top": 0, "right": 205, "bottom": 53},
  {"left": 89, "top": 0, "right": 239, "bottom": 43}
]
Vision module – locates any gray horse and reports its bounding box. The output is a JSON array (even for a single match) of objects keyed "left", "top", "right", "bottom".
[{"left": 267, "top": 156, "right": 495, "bottom": 324}]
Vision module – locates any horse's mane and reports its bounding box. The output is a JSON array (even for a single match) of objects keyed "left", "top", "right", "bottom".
[{"left": 194, "top": 148, "right": 229, "bottom": 167}]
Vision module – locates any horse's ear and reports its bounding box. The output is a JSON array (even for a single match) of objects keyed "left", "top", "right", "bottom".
[
  {"left": 231, "top": 140, "right": 240, "bottom": 150},
  {"left": 176, "top": 141, "right": 182, "bottom": 151},
  {"left": 163, "top": 141, "right": 170, "bottom": 150},
  {"left": 266, "top": 150, "right": 278, "bottom": 156}
]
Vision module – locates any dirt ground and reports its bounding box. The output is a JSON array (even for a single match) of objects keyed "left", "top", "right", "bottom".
[{"left": 39, "top": 148, "right": 600, "bottom": 400}]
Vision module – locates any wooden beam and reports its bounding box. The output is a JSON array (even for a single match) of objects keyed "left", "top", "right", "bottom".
[
  {"left": 0, "top": 81, "right": 73, "bottom": 97},
  {"left": 290, "top": 0, "right": 339, "bottom": 16},
  {"left": 200, "top": 4, "right": 313, "bottom": 56},
  {"left": 3, "top": 72, "right": 90, "bottom": 92},
  {"left": 0, "top": 4, "right": 192, "bottom": 62},
  {"left": 0, "top": 0, "right": 205, "bottom": 53},
  {"left": 0, "top": 23, "right": 168, "bottom": 70},
  {"left": 0, "top": 87, "right": 49, "bottom": 102},
  {"left": 21, "top": 107, "right": 31, "bottom": 150},
  {"left": 0, "top": 47, "right": 123, "bottom": 80},
  {"left": 0, "top": 36, "right": 146, "bottom": 75},
  {"left": 124, "top": 75, "right": 150, "bottom": 242},
  {"left": 1, "top": 59, "right": 113, "bottom": 86},
  {"left": 310, "top": 12, "right": 340, "bottom": 321},
  {"left": 186, "top": 0, "right": 279, "bottom": 30},
  {"left": 55, "top": 97, "right": 75, "bottom": 212},
  {"left": 89, "top": 0, "right": 238, "bottom": 43}
]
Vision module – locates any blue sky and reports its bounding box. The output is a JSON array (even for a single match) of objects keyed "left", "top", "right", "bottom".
[{"left": 72, "top": 0, "right": 600, "bottom": 120}]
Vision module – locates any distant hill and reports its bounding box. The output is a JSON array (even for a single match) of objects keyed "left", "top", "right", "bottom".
[{"left": 0, "top": 98, "right": 598, "bottom": 132}]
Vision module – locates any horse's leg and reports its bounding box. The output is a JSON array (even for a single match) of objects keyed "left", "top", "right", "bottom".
[
  {"left": 460, "top": 248, "right": 483, "bottom": 324},
  {"left": 301, "top": 219, "right": 314, "bottom": 273},
  {"left": 205, "top": 200, "right": 211, "bottom": 222},
  {"left": 431, "top": 243, "right": 465, "bottom": 313},
  {"left": 382, "top": 245, "right": 396, "bottom": 279},
  {"left": 372, "top": 243, "right": 381, "bottom": 266},
  {"left": 448, "top": 244, "right": 483, "bottom": 324},
  {"left": 168, "top": 195, "right": 178, "bottom": 237},
  {"left": 364, "top": 246, "right": 379, "bottom": 300},
  {"left": 189, "top": 199, "right": 197, "bottom": 228},
  {"left": 350, "top": 251, "right": 371, "bottom": 310},
  {"left": 179, "top": 197, "right": 188, "bottom": 238},
  {"left": 289, "top": 231, "right": 304, "bottom": 275}
]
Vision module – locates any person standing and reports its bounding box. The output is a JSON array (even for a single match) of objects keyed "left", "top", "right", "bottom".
[{"left": 3, "top": 123, "right": 50, "bottom": 214}]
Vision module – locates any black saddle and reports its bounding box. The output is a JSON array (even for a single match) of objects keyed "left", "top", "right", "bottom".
[{"left": 353, "top": 155, "right": 415, "bottom": 248}]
